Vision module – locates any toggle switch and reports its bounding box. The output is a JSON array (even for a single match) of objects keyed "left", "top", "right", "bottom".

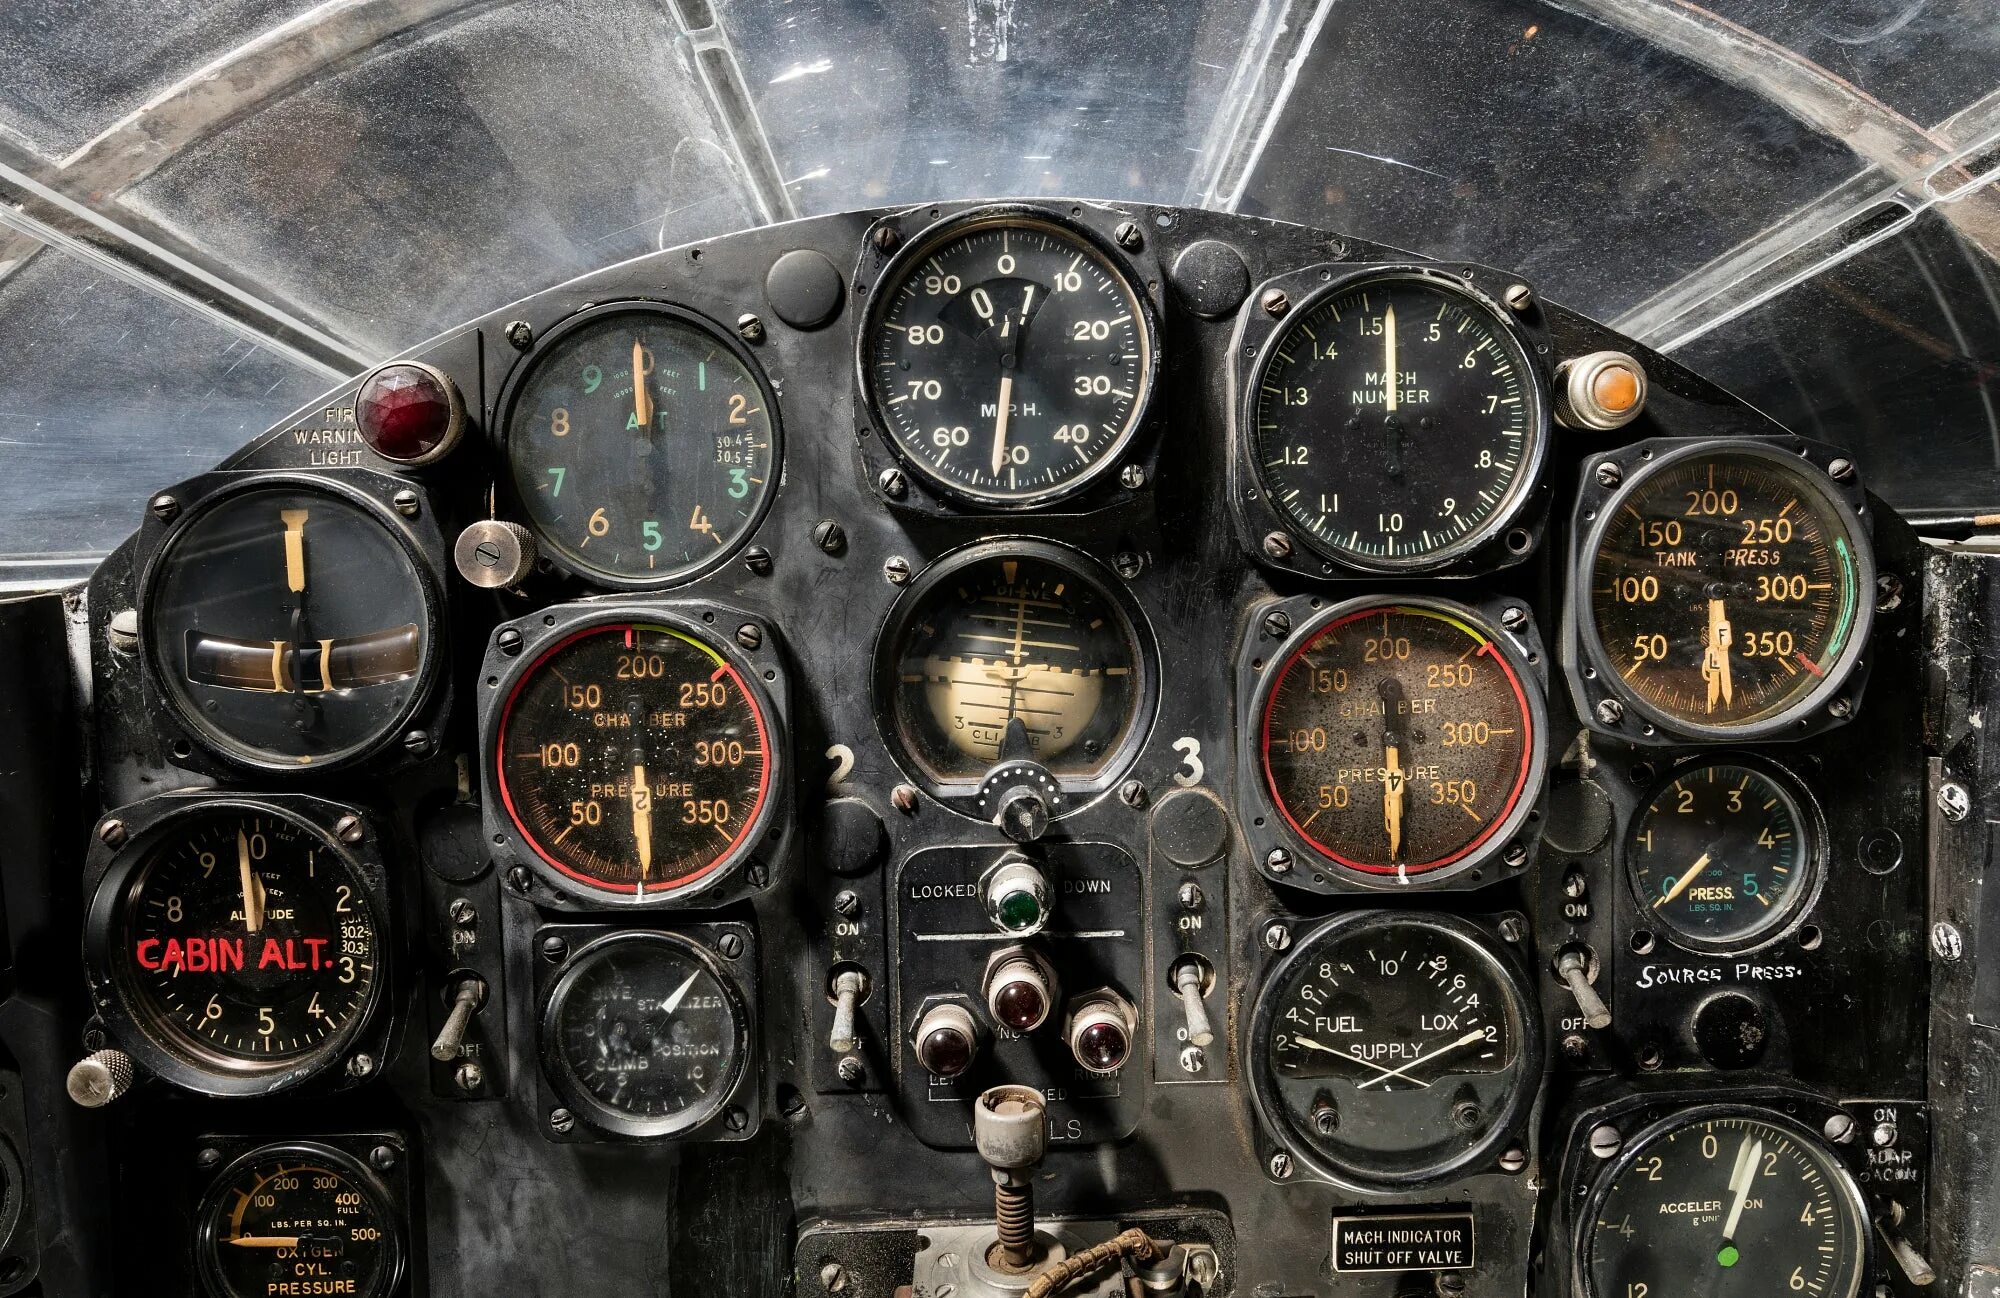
[
  {"left": 1555, "top": 946, "right": 1613, "bottom": 1030},
  {"left": 1066, "top": 990, "right": 1137, "bottom": 1075},
  {"left": 430, "top": 974, "right": 489, "bottom": 1062},
  {"left": 1169, "top": 955, "right": 1215, "bottom": 1047},
  {"left": 828, "top": 967, "right": 871, "bottom": 1053}
]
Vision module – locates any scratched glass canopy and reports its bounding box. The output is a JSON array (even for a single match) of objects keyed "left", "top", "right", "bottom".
[{"left": 1, "top": 0, "right": 1995, "bottom": 580}]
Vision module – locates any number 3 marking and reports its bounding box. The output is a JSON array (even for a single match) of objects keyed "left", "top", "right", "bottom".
[{"left": 1173, "top": 737, "right": 1204, "bottom": 787}]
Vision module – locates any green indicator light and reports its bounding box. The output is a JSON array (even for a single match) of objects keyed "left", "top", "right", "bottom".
[
  {"left": 1717, "top": 1245, "right": 1740, "bottom": 1268},
  {"left": 997, "top": 889, "right": 1042, "bottom": 931}
]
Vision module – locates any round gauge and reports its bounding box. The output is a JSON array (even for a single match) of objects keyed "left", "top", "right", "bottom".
[
  {"left": 1249, "top": 272, "right": 1544, "bottom": 570},
  {"left": 144, "top": 478, "right": 438, "bottom": 770},
  {"left": 197, "top": 1142, "right": 402, "bottom": 1298},
  {"left": 493, "top": 616, "right": 778, "bottom": 903},
  {"left": 1580, "top": 1108, "right": 1868, "bottom": 1298},
  {"left": 880, "top": 543, "right": 1152, "bottom": 790},
  {"left": 88, "top": 804, "right": 381, "bottom": 1080},
  {"left": 1583, "top": 442, "right": 1872, "bottom": 737},
  {"left": 1257, "top": 600, "right": 1543, "bottom": 883},
  {"left": 1629, "top": 761, "right": 1821, "bottom": 952},
  {"left": 541, "top": 930, "right": 749, "bottom": 1138},
  {"left": 1249, "top": 912, "right": 1540, "bottom": 1188},
  {"left": 862, "top": 212, "right": 1157, "bottom": 505},
  {"left": 502, "top": 304, "right": 779, "bottom": 586}
]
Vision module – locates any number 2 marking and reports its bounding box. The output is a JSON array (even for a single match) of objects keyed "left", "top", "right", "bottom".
[{"left": 825, "top": 744, "right": 855, "bottom": 793}]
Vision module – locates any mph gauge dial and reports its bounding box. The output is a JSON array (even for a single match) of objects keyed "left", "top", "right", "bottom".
[
  {"left": 863, "top": 212, "right": 1156, "bottom": 505},
  {"left": 1250, "top": 912, "right": 1540, "bottom": 1188}
]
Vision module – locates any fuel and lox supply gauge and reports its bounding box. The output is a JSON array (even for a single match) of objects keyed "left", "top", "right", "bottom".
[
  {"left": 1251, "top": 598, "right": 1545, "bottom": 888},
  {"left": 1249, "top": 911, "right": 1541, "bottom": 1189},
  {"left": 1575, "top": 439, "right": 1873, "bottom": 740},
  {"left": 195, "top": 1141, "right": 404, "bottom": 1298},
  {"left": 82, "top": 797, "right": 386, "bottom": 1096},
  {"left": 487, "top": 608, "right": 786, "bottom": 907},
  {"left": 1577, "top": 1108, "right": 1868, "bottom": 1298}
]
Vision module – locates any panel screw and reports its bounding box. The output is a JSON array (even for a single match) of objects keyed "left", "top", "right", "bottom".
[
  {"left": 723, "top": 1106, "right": 748, "bottom": 1132},
  {"left": 1500, "top": 605, "right": 1529, "bottom": 631},
  {"left": 1497, "top": 915, "right": 1527, "bottom": 943},
  {"left": 335, "top": 814, "right": 365, "bottom": 844},
  {"left": 392, "top": 488, "right": 420, "bottom": 517},
  {"left": 507, "top": 866, "right": 533, "bottom": 894},
  {"left": 1263, "top": 921, "right": 1291, "bottom": 951},
  {"left": 1498, "top": 1146, "right": 1528, "bottom": 1174},
  {"left": 196, "top": 1147, "right": 222, "bottom": 1169},
  {"left": 883, "top": 556, "right": 912, "bottom": 585},
  {"left": 836, "top": 1055, "right": 864, "bottom": 1084},
  {"left": 1594, "top": 461, "right": 1623, "bottom": 488},
  {"left": 1264, "top": 847, "right": 1293, "bottom": 875},
  {"left": 878, "top": 468, "right": 908, "bottom": 500},
  {"left": 1261, "top": 288, "right": 1290, "bottom": 318},
  {"left": 149, "top": 494, "right": 180, "bottom": 522},
  {"left": 506, "top": 320, "right": 534, "bottom": 349},
  {"left": 448, "top": 898, "right": 476, "bottom": 927},
  {"left": 97, "top": 819, "right": 128, "bottom": 848},
  {"left": 1262, "top": 531, "right": 1293, "bottom": 560},
  {"left": 1120, "top": 463, "right": 1147, "bottom": 490},
  {"left": 1872, "top": 1121, "right": 1898, "bottom": 1148},
  {"left": 1937, "top": 782, "right": 1970, "bottom": 822},
  {"left": 821, "top": 1261, "right": 851, "bottom": 1293},
  {"left": 1179, "top": 1045, "right": 1206, "bottom": 1074},
  {"left": 1588, "top": 1125, "right": 1623, "bottom": 1159},
  {"left": 736, "top": 623, "right": 763, "bottom": 652},
  {"left": 891, "top": 784, "right": 920, "bottom": 814},
  {"left": 496, "top": 627, "right": 524, "bottom": 656},
  {"left": 1595, "top": 698, "right": 1625, "bottom": 726},
  {"left": 1268, "top": 1150, "right": 1293, "bottom": 1178},
  {"left": 1876, "top": 573, "right": 1904, "bottom": 612},
  {"left": 1178, "top": 881, "right": 1204, "bottom": 911},
  {"left": 1263, "top": 610, "right": 1292, "bottom": 639},
  {"left": 1561, "top": 1033, "right": 1588, "bottom": 1059},
  {"left": 1119, "top": 779, "right": 1148, "bottom": 808},
  {"left": 549, "top": 1107, "right": 575, "bottom": 1134},
  {"left": 1312, "top": 1103, "right": 1339, "bottom": 1136},
  {"left": 369, "top": 1144, "right": 397, "bottom": 1171},
  {"left": 737, "top": 313, "right": 766, "bottom": 344},
  {"left": 107, "top": 608, "right": 140, "bottom": 654},
  {"left": 717, "top": 932, "right": 745, "bottom": 960},
  {"left": 1452, "top": 1100, "right": 1484, "bottom": 1130},
  {"left": 1503, "top": 284, "right": 1533, "bottom": 313},
  {"left": 402, "top": 729, "right": 430, "bottom": 754},
  {"left": 812, "top": 520, "right": 847, "bottom": 555},
  {"left": 455, "top": 1061, "right": 483, "bottom": 1093},
  {"left": 1114, "top": 221, "right": 1143, "bottom": 251},
  {"left": 540, "top": 934, "right": 569, "bottom": 962},
  {"left": 1112, "top": 551, "right": 1143, "bottom": 579},
  {"left": 1827, "top": 696, "right": 1852, "bottom": 719},
  {"left": 833, "top": 890, "right": 860, "bottom": 917},
  {"left": 1828, "top": 458, "right": 1856, "bottom": 483},
  {"left": 746, "top": 862, "right": 768, "bottom": 888},
  {"left": 872, "top": 224, "right": 902, "bottom": 254},
  {"left": 1931, "top": 922, "right": 1964, "bottom": 961},
  {"left": 1824, "top": 1113, "right": 1856, "bottom": 1144},
  {"left": 347, "top": 1053, "right": 375, "bottom": 1079},
  {"left": 1503, "top": 841, "right": 1529, "bottom": 868},
  {"left": 742, "top": 546, "right": 774, "bottom": 576}
]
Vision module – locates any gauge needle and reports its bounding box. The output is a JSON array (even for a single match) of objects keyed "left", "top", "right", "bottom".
[
  {"left": 991, "top": 373, "right": 1014, "bottom": 478},
  {"left": 237, "top": 829, "right": 264, "bottom": 933},
  {"left": 632, "top": 338, "right": 653, "bottom": 428},
  {"left": 1655, "top": 852, "right": 1713, "bottom": 906},
  {"left": 1721, "top": 1134, "right": 1764, "bottom": 1246},
  {"left": 1292, "top": 1034, "right": 1436, "bottom": 1089},
  {"left": 630, "top": 760, "right": 653, "bottom": 882},
  {"left": 1355, "top": 1028, "right": 1489, "bottom": 1090},
  {"left": 1703, "top": 597, "right": 1734, "bottom": 712},
  {"left": 1383, "top": 740, "right": 1406, "bottom": 862},
  {"left": 659, "top": 970, "right": 701, "bottom": 1018},
  {"left": 1383, "top": 301, "right": 1399, "bottom": 413},
  {"left": 280, "top": 509, "right": 308, "bottom": 595},
  {"left": 227, "top": 1235, "right": 301, "bottom": 1249}
]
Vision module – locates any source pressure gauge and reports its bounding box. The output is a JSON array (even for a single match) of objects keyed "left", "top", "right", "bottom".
[
  {"left": 1246, "top": 270, "right": 1546, "bottom": 571},
  {"left": 860, "top": 209, "right": 1158, "bottom": 506}
]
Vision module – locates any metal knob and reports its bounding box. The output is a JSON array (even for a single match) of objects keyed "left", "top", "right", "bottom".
[
  {"left": 1556, "top": 948, "right": 1613, "bottom": 1030},
  {"left": 1171, "top": 956, "right": 1214, "bottom": 1047},
  {"left": 67, "top": 1049, "right": 135, "bottom": 1108},
  {"left": 828, "top": 968, "right": 869, "bottom": 1053},
  {"left": 994, "top": 783, "right": 1050, "bottom": 843},
  {"left": 974, "top": 1084, "right": 1048, "bottom": 1272},
  {"left": 430, "top": 975, "right": 488, "bottom": 1062},
  {"left": 454, "top": 519, "right": 537, "bottom": 589}
]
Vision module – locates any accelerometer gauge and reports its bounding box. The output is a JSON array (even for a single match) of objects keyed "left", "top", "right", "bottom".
[
  {"left": 541, "top": 930, "right": 750, "bottom": 1139},
  {"left": 1579, "top": 1108, "right": 1868, "bottom": 1298},
  {"left": 1249, "top": 911, "right": 1540, "bottom": 1189},
  {"left": 1249, "top": 271, "right": 1545, "bottom": 570},
  {"left": 1579, "top": 441, "right": 1872, "bottom": 739},
  {"left": 1628, "top": 760, "right": 1822, "bottom": 952},
  {"left": 879, "top": 542, "right": 1152, "bottom": 793},
  {"left": 142, "top": 477, "right": 439, "bottom": 770},
  {"left": 861, "top": 211, "right": 1157, "bottom": 505},
  {"left": 83, "top": 801, "right": 383, "bottom": 1092},
  {"left": 491, "top": 613, "right": 781, "bottom": 905},
  {"left": 196, "top": 1142, "right": 403, "bottom": 1298},
  {"left": 1256, "top": 599, "right": 1544, "bottom": 884},
  {"left": 502, "top": 303, "right": 779, "bottom": 586}
]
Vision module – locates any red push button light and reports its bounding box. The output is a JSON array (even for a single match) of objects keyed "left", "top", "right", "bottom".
[{"left": 356, "top": 362, "right": 463, "bottom": 463}]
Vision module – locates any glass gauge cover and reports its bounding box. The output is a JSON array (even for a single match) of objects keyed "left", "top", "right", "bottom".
[
  {"left": 493, "top": 618, "right": 778, "bottom": 903},
  {"left": 1628, "top": 761, "right": 1820, "bottom": 952},
  {"left": 1250, "top": 912, "right": 1539, "bottom": 1188},
  {"left": 1581, "top": 1109, "right": 1867, "bottom": 1298},
  {"left": 880, "top": 544, "right": 1151, "bottom": 789},
  {"left": 145, "top": 479, "right": 437, "bottom": 769},
  {"left": 92, "top": 805, "right": 380, "bottom": 1077},
  {"left": 542, "top": 930, "right": 748, "bottom": 1139},
  {"left": 1258, "top": 601, "right": 1542, "bottom": 882},
  {"left": 1250, "top": 272, "right": 1544, "bottom": 570},
  {"left": 197, "top": 1143, "right": 402, "bottom": 1298},
  {"left": 1582, "top": 443, "right": 1871, "bottom": 736},
  {"left": 503, "top": 304, "right": 779, "bottom": 586},
  {"left": 862, "top": 213, "right": 1156, "bottom": 505}
]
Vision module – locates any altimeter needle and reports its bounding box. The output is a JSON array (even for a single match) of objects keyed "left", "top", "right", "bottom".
[
  {"left": 238, "top": 828, "right": 264, "bottom": 933},
  {"left": 1355, "top": 1028, "right": 1489, "bottom": 1091},
  {"left": 632, "top": 338, "right": 653, "bottom": 428},
  {"left": 990, "top": 373, "right": 1015, "bottom": 478},
  {"left": 1655, "top": 852, "right": 1713, "bottom": 906}
]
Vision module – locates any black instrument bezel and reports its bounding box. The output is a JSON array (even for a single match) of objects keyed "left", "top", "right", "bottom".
[{"left": 194, "top": 1137, "right": 409, "bottom": 1298}]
